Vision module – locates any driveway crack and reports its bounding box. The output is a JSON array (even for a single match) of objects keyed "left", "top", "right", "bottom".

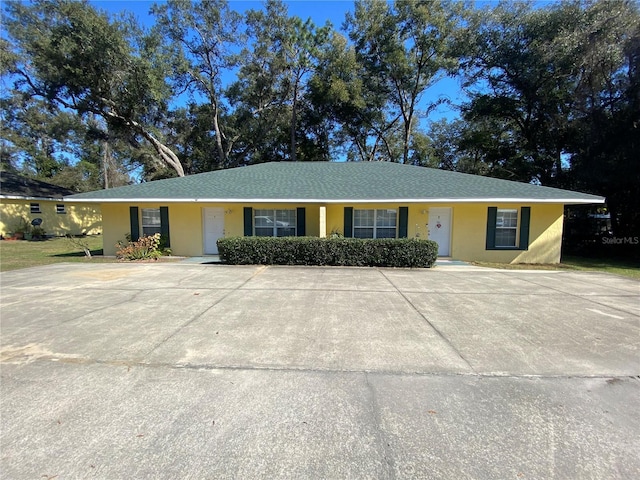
[
  {"left": 364, "top": 372, "right": 395, "bottom": 480},
  {"left": 142, "top": 266, "right": 267, "bottom": 357},
  {"left": 378, "top": 269, "right": 476, "bottom": 373}
]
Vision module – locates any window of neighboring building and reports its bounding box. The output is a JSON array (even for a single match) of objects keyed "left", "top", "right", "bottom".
[
  {"left": 495, "top": 209, "right": 518, "bottom": 247},
  {"left": 254, "top": 209, "right": 296, "bottom": 237},
  {"left": 30, "top": 203, "right": 41, "bottom": 214},
  {"left": 141, "top": 208, "right": 162, "bottom": 236},
  {"left": 56, "top": 204, "right": 66, "bottom": 214},
  {"left": 354, "top": 209, "right": 397, "bottom": 239}
]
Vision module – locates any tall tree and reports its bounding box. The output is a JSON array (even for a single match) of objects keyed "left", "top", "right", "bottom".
[
  {"left": 345, "top": 0, "right": 463, "bottom": 164},
  {"left": 459, "top": 1, "right": 587, "bottom": 185},
  {"left": 0, "top": 95, "right": 78, "bottom": 178},
  {"left": 562, "top": 0, "right": 640, "bottom": 236},
  {"left": 228, "top": 0, "right": 330, "bottom": 163},
  {"left": 308, "top": 32, "right": 392, "bottom": 162},
  {"left": 3, "top": 0, "right": 185, "bottom": 177},
  {"left": 152, "top": 0, "right": 241, "bottom": 169}
]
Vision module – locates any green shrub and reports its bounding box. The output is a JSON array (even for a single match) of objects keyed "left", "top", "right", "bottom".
[
  {"left": 217, "top": 236, "right": 438, "bottom": 268},
  {"left": 116, "top": 233, "right": 162, "bottom": 261}
]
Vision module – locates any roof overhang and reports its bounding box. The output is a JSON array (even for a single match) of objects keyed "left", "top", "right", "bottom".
[
  {"left": 1, "top": 195, "right": 64, "bottom": 201},
  {"left": 64, "top": 197, "right": 606, "bottom": 204}
]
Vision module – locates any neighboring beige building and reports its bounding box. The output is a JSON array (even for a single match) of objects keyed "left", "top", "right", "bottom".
[
  {"left": 67, "top": 162, "right": 605, "bottom": 264},
  {"left": 0, "top": 171, "right": 101, "bottom": 238}
]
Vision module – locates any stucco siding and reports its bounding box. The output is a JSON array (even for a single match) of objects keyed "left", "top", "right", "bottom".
[
  {"left": 100, "top": 201, "right": 564, "bottom": 263},
  {"left": 0, "top": 199, "right": 102, "bottom": 237},
  {"left": 449, "top": 203, "right": 563, "bottom": 264}
]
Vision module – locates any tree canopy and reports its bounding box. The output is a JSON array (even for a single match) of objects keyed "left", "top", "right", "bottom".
[{"left": 2, "top": 0, "right": 638, "bottom": 235}]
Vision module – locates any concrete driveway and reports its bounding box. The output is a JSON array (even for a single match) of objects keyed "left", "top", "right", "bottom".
[{"left": 1, "top": 263, "right": 638, "bottom": 479}]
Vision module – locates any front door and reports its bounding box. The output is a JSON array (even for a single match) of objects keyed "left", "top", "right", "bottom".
[
  {"left": 203, "top": 207, "right": 225, "bottom": 254},
  {"left": 428, "top": 207, "right": 452, "bottom": 256}
]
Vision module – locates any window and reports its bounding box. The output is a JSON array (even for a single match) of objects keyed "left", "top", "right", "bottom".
[
  {"left": 56, "top": 204, "right": 66, "bottom": 214},
  {"left": 486, "top": 206, "right": 530, "bottom": 250},
  {"left": 495, "top": 209, "right": 518, "bottom": 247},
  {"left": 254, "top": 209, "right": 296, "bottom": 237},
  {"left": 141, "top": 208, "right": 161, "bottom": 236},
  {"left": 354, "top": 209, "right": 397, "bottom": 239},
  {"left": 30, "top": 203, "right": 41, "bottom": 214}
]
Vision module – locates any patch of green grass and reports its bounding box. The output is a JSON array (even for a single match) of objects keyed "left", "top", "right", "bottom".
[
  {"left": 473, "top": 255, "right": 640, "bottom": 280},
  {"left": 559, "top": 255, "right": 640, "bottom": 280},
  {"left": 0, "top": 235, "right": 116, "bottom": 272}
]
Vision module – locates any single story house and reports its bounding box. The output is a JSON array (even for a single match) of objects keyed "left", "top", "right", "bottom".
[
  {"left": 66, "top": 162, "right": 604, "bottom": 263},
  {"left": 0, "top": 171, "right": 102, "bottom": 238}
]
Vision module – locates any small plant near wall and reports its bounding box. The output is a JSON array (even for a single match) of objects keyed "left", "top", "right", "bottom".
[
  {"left": 31, "top": 226, "right": 46, "bottom": 240},
  {"left": 12, "top": 217, "right": 31, "bottom": 239},
  {"left": 116, "top": 233, "right": 162, "bottom": 261}
]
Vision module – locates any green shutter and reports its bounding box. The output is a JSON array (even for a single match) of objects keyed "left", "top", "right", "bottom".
[
  {"left": 243, "top": 207, "right": 253, "bottom": 236},
  {"left": 160, "top": 206, "right": 170, "bottom": 247},
  {"left": 486, "top": 207, "right": 497, "bottom": 249},
  {"left": 398, "top": 206, "right": 408, "bottom": 238},
  {"left": 129, "top": 206, "right": 139, "bottom": 241},
  {"left": 344, "top": 207, "right": 353, "bottom": 238},
  {"left": 296, "top": 207, "right": 306, "bottom": 236},
  {"left": 519, "top": 206, "right": 531, "bottom": 250}
]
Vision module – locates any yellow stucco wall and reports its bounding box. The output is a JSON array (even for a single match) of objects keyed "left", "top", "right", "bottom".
[
  {"left": 100, "top": 201, "right": 564, "bottom": 263},
  {"left": 0, "top": 199, "right": 102, "bottom": 237},
  {"left": 446, "top": 203, "right": 564, "bottom": 264},
  {"left": 101, "top": 202, "right": 323, "bottom": 256},
  {"left": 327, "top": 203, "right": 563, "bottom": 263}
]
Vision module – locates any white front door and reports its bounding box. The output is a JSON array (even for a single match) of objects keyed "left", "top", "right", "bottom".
[
  {"left": 428, "top": 207, "right": 452, "bottom": 257},
  {"left": 203, "top": 207, "right": 225, "bottom": 254}
]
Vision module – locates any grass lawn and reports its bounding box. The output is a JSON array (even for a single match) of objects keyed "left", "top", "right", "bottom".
[
  {"left": 474, "top": 255, "right": 640, "bottom": 280},
  {"left": 0, "top": 235, "right": 116, "bottom": 272}
]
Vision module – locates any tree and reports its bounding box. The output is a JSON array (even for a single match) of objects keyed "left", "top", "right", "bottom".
[
  {"left": 3, "top": 0, "right": 185, "bottom": 177},
  {"left": 308, "top": 31, "right": 393, "bottom": 162},
  {"left": 427, "top": 117, "right": 517, "bottom": 176},
  {"left": 344, "top": 0, "right": 463, "bottom": 163},
  {"left": 458, "top": 1, "right": 581, "bottom": 185},
  {"left": 152, "top": 0, "right": 241, "bottom": 169},
  {"left": 457, "top": 0, "right": 639, "bottom": 234},
  {"left": 228, "top": 0, "right": 330, "bottom": 163},
  {"left": 562, "top": 0, "right": 640, "bottom": 236},
  {"left": 0, "top": 95, "right": 78, "bottom": 178}
]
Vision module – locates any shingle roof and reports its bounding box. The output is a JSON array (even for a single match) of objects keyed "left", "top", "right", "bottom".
[
  {"left": 0, "top": 171, "right": 76, "bottom": 199},
  {"left": 66, "top": 162, "right": 604, "bottom": 204}
]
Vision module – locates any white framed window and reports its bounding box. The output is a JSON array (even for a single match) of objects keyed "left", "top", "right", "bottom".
[
  {"left": 254, "top": 209, "right": 296, "bottom": 237},
  {"left": 30, "top": 203, "right": 41, "bottom": 213},
  {"left": 354, "top": 209, "right": 397, "bottom": 239},
  {"left": 56, "top": 204, "right": 66, "bottom": 214},
  {"left": 495, "top": 209, "right": 518, "bottom": 247},
  {"left": 141, "top": 208, "right": 161, "bottom": 236}
]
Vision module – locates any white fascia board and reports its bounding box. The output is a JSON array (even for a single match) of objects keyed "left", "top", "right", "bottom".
[
  {"left": 66, "top": 197, "right": 606, "bottom": 204},
  {"left": 1, "top": 195, "right": 63, "bottom": 201}
]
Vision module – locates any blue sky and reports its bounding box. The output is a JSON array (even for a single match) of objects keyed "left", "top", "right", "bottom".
[{"left": 92, "top": 0, "right": 464, "bottom": 123}]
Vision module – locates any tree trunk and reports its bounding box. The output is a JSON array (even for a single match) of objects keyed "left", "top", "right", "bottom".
[
  {"left": 290, "top": 77, "right": 298, "bottom": 162},
  {"left": 102, "top": 140, "right": 110, "bottom": 189},
  {"left": 104, "top": 111, "right": 185, "bottom": 177},
  {"left": 403, "top": 121, "right": 411, "bottom": 164},
  {"left": 211, "top": 102, "right": 227, "bottom": 168}
]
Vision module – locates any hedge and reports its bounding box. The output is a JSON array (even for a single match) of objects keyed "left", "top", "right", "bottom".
[{"left": 217, "top": 236, "right": 438, "bottom": 268}]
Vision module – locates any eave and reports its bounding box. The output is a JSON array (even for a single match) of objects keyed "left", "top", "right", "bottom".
[{"left": 63, "top": 197, "right": 606, "bottom": 205}]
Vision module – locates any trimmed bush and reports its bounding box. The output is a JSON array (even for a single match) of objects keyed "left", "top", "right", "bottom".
[{"left": 217, "top": 236, "right": 438, "bottom": 268}]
